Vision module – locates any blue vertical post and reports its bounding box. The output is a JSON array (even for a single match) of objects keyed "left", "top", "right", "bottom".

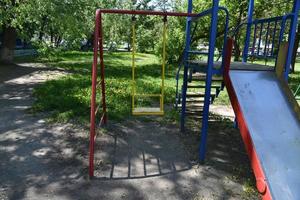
[
  {"left": 251, "top": 23, "right": 257, "bottom": 56},
  {"left": 180, "top": 0, "right": 193, "bottom": 132},
  {"left": 199, "top": 0, "right": 220, "bottom": 162},
  {"left": 271, "top": 21, "right": 278, "bottom": 56},
  {"left": 264, "top": 22, "right": 271, "bottom": 57},
  {"left": 284, "top": 0, "right": 300, "bottom": 80},
  {"left": 242, "top": 0, "right": 255, "bottom": 62},
  {"left": 257, "top": 23, "right": 264, "bottom": 56}
]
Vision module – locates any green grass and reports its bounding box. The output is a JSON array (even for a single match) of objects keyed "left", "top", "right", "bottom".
[
  {"left": 29, "top": 51, "right": 300, "bottom": 123},
  {"left": 31, "top": 51, "right": 179, "bottom": 123}
]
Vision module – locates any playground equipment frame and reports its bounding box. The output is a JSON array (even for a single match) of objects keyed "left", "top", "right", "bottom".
[
  {"left": 89, "top": 8, "right": 214, "bottom": 178},
  {"left": 242, "top": 0, "right": 300, "bottom": 80}
]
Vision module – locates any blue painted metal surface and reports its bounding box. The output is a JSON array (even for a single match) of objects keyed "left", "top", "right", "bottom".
[
  {"left": 271, "top": 20, "right": 278, "bottom": 57},
  {"left": 242, "top": 0, "right": 254, "bottom": 62},
  {"left": 251, "top": 23, "right": 257, "bottom": 56},
  {"left": 190, "top": 8, "right": 212, "bottom": 21},
  {"left": 176, "top": 5, "right": 229, "bottom": 129},
  {"left": 180, "top": 0, "right": 193, "bottom": 132},
  {"left": 264, "top": 22, "right": 270, "bottom": 57},
  {"left": 251, "top": 24, "right": 257, "bottom": 56},
  {"left": 199, "top": 0, "right": 220, "bottom": 162},
  {"left": 257, "top": 23, "right": 263, "bottom": 57},
  {"left": 284, "top": 0, "right": 300, "bottom": 80},
  {"left": 176, "top": 0, "right": 300, "bottom": 165},
  {"left": 234, "top": 14, "right": 294, "bottom": 63}
]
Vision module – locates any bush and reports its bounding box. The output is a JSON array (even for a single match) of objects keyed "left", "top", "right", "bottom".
[{"left": 33, "top": 41, "right": 64, "bottom": 61}]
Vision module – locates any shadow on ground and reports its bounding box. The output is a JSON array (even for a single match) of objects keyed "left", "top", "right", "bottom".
[{"left": 0, "top": 63, "right": 258, "bottom": 200}]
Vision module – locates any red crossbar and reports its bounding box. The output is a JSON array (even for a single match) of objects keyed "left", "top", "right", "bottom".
[
  {"left": 89, "top": 9, "right": 199, "bottom": 178},
  {"left": 99, "top": 9, "right": 198, "bottom": 17}
]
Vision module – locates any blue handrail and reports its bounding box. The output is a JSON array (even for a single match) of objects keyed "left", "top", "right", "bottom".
[
  {"left": 232, "top": 13, "right": 294, "bottom": 61},
  {"left": 175, "top": 6, "right": 229, "bottom": 107}
]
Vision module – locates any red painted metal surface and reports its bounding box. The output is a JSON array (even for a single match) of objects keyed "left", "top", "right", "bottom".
[
  {"left": 89, "top": 10, "right": 101, "bottom": 178},
  {"left": 89, "top": 8, "right": 198, "bottom": 178},
  {"left": 99, "top": 9, "right": 198, "bottom": 17},
  {"left": 223, "top": 38, "right": 272, "bottom": 200},
  {"left": 99, "top": 11, "right": 107, "bottom": 125}
]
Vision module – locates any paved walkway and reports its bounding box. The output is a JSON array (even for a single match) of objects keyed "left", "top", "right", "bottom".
[{"left": 0, "top": 63, "right": 258, "bottom": 200}]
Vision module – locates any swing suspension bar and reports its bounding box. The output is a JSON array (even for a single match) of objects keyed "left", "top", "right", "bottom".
[
  {"left": 131, "top": 16, "right": 168, "bottom": 115},
  {"left": 97, "top": 9, "right": 198, "bottom": 17}
]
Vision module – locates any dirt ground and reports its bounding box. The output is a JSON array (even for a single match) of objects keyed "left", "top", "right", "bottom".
[{"left": 0, "top": 63, "right": 259, "bottom": 200}]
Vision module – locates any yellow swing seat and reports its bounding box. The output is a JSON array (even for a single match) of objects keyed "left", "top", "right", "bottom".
[{"left": 131, "top": 16, "right": 167, "bottom": 116}]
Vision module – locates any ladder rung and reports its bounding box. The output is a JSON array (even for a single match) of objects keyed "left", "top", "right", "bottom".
[
  {"left": 187, "top": 85, "right": 220, "bottom": 89},
  {"left": 177, "top": 105, "right": 204, "bottom": 110},
  {"left": 192, "top": 76, "right": 223, "bottom": 82},
  {"left": 186, "top": 93, "right": 216, "bottom": 98}
]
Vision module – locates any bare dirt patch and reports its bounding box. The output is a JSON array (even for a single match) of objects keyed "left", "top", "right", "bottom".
[{"left": 0, "top": 63, "right": 258, "bottom": 199}]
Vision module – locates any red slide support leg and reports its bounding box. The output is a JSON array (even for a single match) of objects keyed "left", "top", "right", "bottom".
[{"left": 223, "top": 38, "right": 272, "bottom": 200}]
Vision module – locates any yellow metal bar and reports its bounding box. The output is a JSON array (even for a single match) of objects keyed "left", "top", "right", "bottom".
[
  {"left": 131, "top": 17, "right": 167, "bottom": 116},
  {"left": 160, "top": 18, "right": 167, "bottom": 112},
  {"left": 135, "top": 94, "right": 162, "bottom": 97},
  {"left": 132, "top": 112, "right": 165, "bottom": 116},
  {"left": 132, "top": 19, "right": 136, "bottom": 113},
  {"left": 132, "top": 107, "right": 164, "bottom": 115}
]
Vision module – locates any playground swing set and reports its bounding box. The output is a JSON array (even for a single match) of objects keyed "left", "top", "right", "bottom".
[
  {"left": 131, "top": 16, "right": 167, "bottom": 115},
  {"left": 89, "top": 0, "right": 300, "bottom": 199}
]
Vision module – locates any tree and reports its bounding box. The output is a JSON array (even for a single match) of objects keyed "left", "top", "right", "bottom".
[
  {"left": 0, "top": 0, "right": 21, "bottom": 63},
  {"left": 0, "top": 0, "right": 295, "bottom": 64},
  {"left": 0, "top": 0, "right": 99, "bottom": 63}
]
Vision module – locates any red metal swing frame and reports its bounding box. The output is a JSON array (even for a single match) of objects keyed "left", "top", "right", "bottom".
[{"left": 89, "top": 9, "right": 199, "bottom": 178}]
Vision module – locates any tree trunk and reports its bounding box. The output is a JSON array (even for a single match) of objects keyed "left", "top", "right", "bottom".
[
  {"left": 39, "top": 16, "right": 47, "bottom": 41},
  {"left": 233, "top": 0, "right": 243, "bottom": 62},
  {"left": 55, "top": 36, "right": 62, "bottom": 47},
  {"left": 0, "top": 26, "right": 17, "bottom": 64},
  {"left": 233, "top": 40, "right": 241, "bottom": 61}
]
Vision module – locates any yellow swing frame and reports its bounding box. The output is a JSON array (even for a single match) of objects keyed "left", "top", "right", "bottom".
[{"left": 131, "top": 17, "right": 167, "bottom": 116}]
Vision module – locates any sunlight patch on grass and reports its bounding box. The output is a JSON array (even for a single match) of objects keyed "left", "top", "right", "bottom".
[
  {"left": 31, "top": 51, "right": 300, "bottom": 123},
  {"left": 32, "top": 51, "right": 177, "bottom": 123}
]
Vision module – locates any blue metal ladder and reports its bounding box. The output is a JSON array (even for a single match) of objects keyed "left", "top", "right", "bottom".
[{"left": 174, "top": 0, "right": 229, "bottom": 162}]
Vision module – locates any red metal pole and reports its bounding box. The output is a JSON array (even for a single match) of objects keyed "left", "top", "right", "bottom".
[
  {"left": 99, "top": 13, "right": 107, "bottom": 124},
  {"left": 223, "top": 38, "right": 271, "bottom": 199},
  {"left": 89, "top": 8, "right": 198, "bottom": 178},
  {"left": 99, "top": 9, "right": 198, "bottom": 17},
  {"left": 223, "top": 38, "right": 233, "bottom": 76},
  {"left": 89, "top": 9, "right": 101, "bottom": 178}
]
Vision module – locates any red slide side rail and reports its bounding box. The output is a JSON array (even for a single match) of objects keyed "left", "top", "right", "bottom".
[
  {"left": 223, "top": 38, "right": 272, "bottom": 200},
  {"left": 89, "top": 9, "right": 200, "bottom": 178}
]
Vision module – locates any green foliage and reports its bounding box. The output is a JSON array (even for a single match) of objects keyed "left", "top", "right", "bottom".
[
  {"left": 1, "top": 0, "right": 296, "bottom": 60},
  {"left": 1, "top": 0, "right": 100, "bottom": 49},
  {"left": 32, "top": 41, "right": 62, "bottom": 60}
]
